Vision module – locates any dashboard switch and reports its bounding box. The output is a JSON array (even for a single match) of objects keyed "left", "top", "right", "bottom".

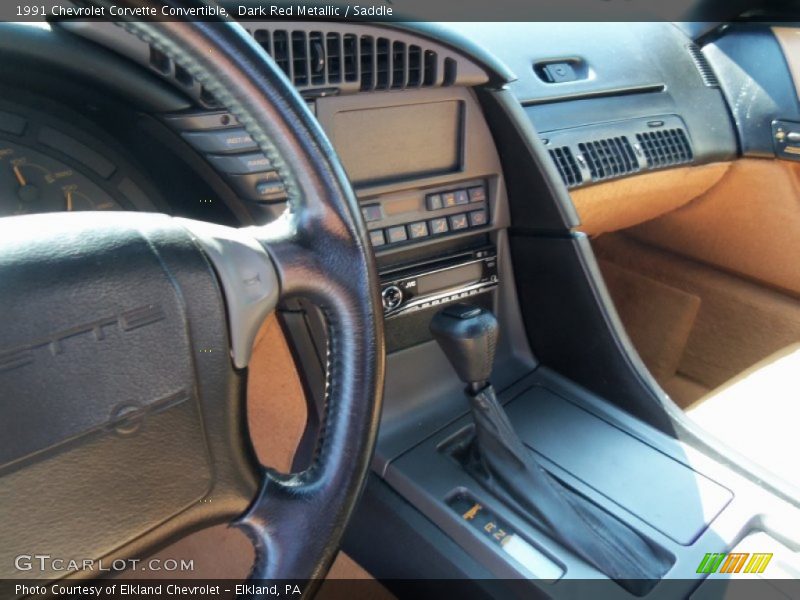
[
  {"left": 382, "top": 285, "right": 404, "bottom": 311},
  {"left": 255, "top": 180, "right": 285, "bottom": 197},
  {"left": 369, "top": 230, "right": 386, "bottom": 247},
  {"left": 163, "top": 111, "right": 239, "bottom": 130},
  {"left": 206, "top": 152, "right": 272, "bottom": 174},
  {"left": 442, "top": 191, "right": 458, "bottom": 208},
  {"left": 469, "top": 209, "right": 488, "bottom": 227},
  {"left": 386, "top": 225, "right": 408, "bottom": 244},
  {"left": 426, "top": 193, "right": 443, "bottom": 211},
  {"left": 454, "top": 190, "right": 470, "bottom": 205},
  {"left": 408, "top": 221, "right": 429, "bottom": 239},
  {"left": 542, "top": 62, "right": 577, "bottom": 83},
  {"left": 182, "top": 128, "right": 259, "bottom": 153},
  {"left": 361, "top": 204, "right": 383, "bottom": 223},
  {"left": 429, "top": 218, "right": 449, "bottom": 235},
  {"left": 449, "top": 214, "right": 469, "bottom": 231},
  {"left": 468, "top": 186, "right": 487, "bottom": 203}
]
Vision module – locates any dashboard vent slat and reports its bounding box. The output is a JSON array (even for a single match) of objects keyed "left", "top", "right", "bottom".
[
  {"left": 548, "top": 146, "right": 583, "bottom": 188},
  {"left": 443, "top": 57, "right": 458, "bottom": 87},
  {"left": 376, "top": 37, "right": 390, "bottom": 89},
  {"left": 291, "top": 31, "right": 308, "bottom": 86},
  {"left": 326, "top": 32, "right": 342, "bottom": 84},
  {"left": 424, "top": 49, "right": 438, "bottom": 86},
  {"left": 358, "top": 35, "right": 374, "bottom": 90},
  {"left": 636, "top": 128, "right": 693, "bottom": 168},
  {"left": 578, "top": 136, "right": 639, "bottom": 182},
  {"left": 687, "top": 43, "right": 720, "bottom": 88},
  {"left": 250, "top": 28, "right": 445, "bottom": 93},
  {"left": 344, "top": 34, "right": 359, "bottom": 84},
  {"left": 272, "top": 30, "right": 290, "bottom": 79},
  {"left": 309, "top": 31, "right": 325, "bottom": 85},
  {"left": 408, "top": 45, "right": 422, "bottom": 87},
  {"left": 391, "top": 40, "right": 406, "bottom": 89}
]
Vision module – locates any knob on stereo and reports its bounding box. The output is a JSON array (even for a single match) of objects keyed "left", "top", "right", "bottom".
[{"left": 382, "top": 285, "right": 403, "bottom": 311}]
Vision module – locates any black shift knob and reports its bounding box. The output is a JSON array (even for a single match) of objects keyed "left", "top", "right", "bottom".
[{"left": 430, "top": 304, "right": 498, "bottom": 388}]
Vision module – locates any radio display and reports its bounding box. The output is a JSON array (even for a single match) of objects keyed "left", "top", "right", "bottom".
[
  {"left": 417, "top": 261, "right": 483, "bottom": 296},
  {"left": 332, "top": 100, "right": 463, "bottom": 186}
]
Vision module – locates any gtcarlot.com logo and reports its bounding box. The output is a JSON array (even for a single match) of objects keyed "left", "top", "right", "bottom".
[{"left": 14, "top": 554, "right": 194, "bottom": 573}]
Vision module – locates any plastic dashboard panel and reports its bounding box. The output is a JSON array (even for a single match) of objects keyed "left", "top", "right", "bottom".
[
  {"left": 705, "top": 24, "right": 800, "bottom": 158},
  {"left": 60, "top": 20, "right": 492, "bottom": 106},
  {"left": 58, "top": 20, "right": 510, "bottom": 233},
  {"left": 539, "top": 114, "right": 695, "bottom": 189},
  {"left": 314, "top": 86, "right": 510, "bottom": 257},
  {"left": 446, "top": 22, "right": 738, "bottom": 169}
]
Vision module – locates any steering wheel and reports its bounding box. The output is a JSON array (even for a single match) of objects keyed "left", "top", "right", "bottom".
[{"left": 0, "top": 0, "right": 384, "bottom": 592}]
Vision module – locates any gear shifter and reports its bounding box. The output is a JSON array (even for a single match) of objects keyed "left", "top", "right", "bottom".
[
  {"left": 431, "top": 304, "right": 669, "bottom": 593},
  {"left": 430, "top": 304, "right": 498, "bottom": 393}
]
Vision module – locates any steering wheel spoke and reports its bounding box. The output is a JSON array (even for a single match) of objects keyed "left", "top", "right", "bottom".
[{"left": 178, "top": 219, "right": 279, "bottom": 370}]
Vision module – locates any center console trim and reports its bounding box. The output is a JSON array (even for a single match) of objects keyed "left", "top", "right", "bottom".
[{"left": 380, "top": 366, "right": 800, "bottom": 596}]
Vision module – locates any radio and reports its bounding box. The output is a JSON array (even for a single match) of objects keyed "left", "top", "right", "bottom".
[{"left": 379, "top": 247, "right": 498, "bottom": 318}]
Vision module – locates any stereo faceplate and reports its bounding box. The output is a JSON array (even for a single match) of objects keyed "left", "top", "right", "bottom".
[{"left": 379, "top": 247, "right": 498, "bottom": 318}]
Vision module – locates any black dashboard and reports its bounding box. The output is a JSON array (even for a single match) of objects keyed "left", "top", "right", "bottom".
[
  {"left": 4, "top": 18, "right": 799, "bottom": 209},
  {"left": 3, "top": 19, "right": 795, "bottom": 230},
  {"left": 3, "top": 17, "right": 798, "bottom": 354}
]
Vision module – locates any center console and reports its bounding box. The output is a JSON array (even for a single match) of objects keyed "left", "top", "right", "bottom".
[
  {"left": 322, "top": 86, "right": 800, "bottom": 599},
  {"left": 376, "top": 365, "right": 800, "bottom": 596},
  {"left": 379, "top": 247, "right": 498, "bottom": 350},
  {"left": 313, "top": 86, "right": 512, "bottom": 359}
]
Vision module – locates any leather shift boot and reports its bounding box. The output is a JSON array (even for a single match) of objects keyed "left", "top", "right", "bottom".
[{"left": 466, "top": 385, "right": 671, "bottom": 595}]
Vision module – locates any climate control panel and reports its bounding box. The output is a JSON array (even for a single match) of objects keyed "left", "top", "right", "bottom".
[{"left": 361, "top": 179, "right": 492, "bottom": 250}]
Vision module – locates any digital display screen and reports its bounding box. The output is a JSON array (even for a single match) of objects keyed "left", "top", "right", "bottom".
[
  {"left": 417, "top": 262, "right": 483, "bottom": 295},
  {"left": 332, "top": 100, "right": 463, "bottom": 186}
]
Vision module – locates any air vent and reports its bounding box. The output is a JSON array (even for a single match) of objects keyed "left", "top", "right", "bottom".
[
  {"left": 636, "top": 128, "right": 693, "bottom": 168},
  {"left": 578, "top": 137, "right": 639, "bottom": 181},
  {"left": 687, "top": 44, "right": 720, "bottom": 88},
  {"left": 252, "top": 29, "right": 447, "bottom": 92},
  {"left": 548, "top": 146, "right": 583, "bottom": 188}
]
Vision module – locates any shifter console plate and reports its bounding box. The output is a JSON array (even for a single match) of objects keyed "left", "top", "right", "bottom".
[{"left": 448, "top": 493, "right": 564, "bottom": 581}]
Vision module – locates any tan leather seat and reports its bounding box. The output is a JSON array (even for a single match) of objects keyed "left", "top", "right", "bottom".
[{"left": 686, "top": 343, "right": 800, "bottom": 486}]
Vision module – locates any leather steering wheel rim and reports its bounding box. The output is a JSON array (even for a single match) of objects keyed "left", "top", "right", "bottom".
[
  {"left": 0, "top": 0, "right": 384, "bottom": 591},
  {"left": 127, "top": 3, "right": 387, "bottom": 583}
]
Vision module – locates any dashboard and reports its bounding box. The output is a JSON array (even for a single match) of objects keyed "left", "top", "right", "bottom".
[
  {"left": 57, "top": 20, "right": 506, "bottom": 257},
  {"left": 2, "top": 18, "right": 798, "bottom": 340},
  {"left": 5, "top": 20, "right": 798, "bottom": 216},
  {"left": 2, "top": 20, "right": 788, "bottom": 224},
  {"left": 5, "top": 18, "right": 798, "bottom": 350}
]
